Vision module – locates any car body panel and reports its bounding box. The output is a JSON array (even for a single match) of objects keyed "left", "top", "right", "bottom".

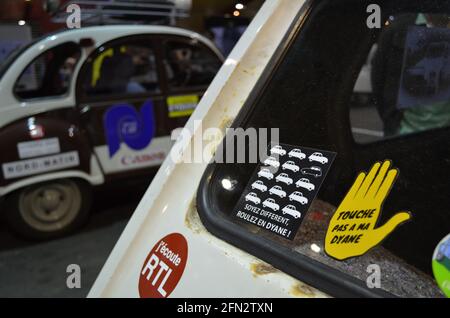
[{"left": 89, "top": 0, "right": 323, "bottom": 298}]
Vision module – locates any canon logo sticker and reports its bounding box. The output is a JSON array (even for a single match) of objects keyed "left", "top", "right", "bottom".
[{"left": 139, "top": 233, "right": 188, "bottom": 298}]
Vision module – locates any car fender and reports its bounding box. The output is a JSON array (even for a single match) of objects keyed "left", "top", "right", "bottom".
[{"left": 0, "top": 114, "right": 104, "bottom": 195}]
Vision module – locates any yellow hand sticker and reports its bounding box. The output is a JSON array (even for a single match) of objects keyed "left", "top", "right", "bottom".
[{"left": 325, "top": 160, "right": 411, "bottom": 261}]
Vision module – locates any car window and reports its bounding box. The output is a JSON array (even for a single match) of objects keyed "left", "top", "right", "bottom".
[
  {"left": 351, "top": 13, "right": 450, "bottom": 144},
  {"left": 14, "top": 42, "right": 81, "bottom": 100},
  {"left": 164, "top": 40, "right": 222, "bottom": 90},
  {"left": 83, "top": 39, "right": 160, "bottom": 97},
  {"left": 197, "top": 0, "right": 449, "bottom": 297}
]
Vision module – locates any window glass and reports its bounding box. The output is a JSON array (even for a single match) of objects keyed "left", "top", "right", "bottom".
[
  {"left": 203, "top": 0, "right": 449, "bottom": 297},
  {"left": 164, "top": 41, "right": 221, "bottom": 89},
  {"left": 351, "top": 14, "right": 450, "bottom": 144},
  {"left": 14, "top": 42, "right": 81, "bottom": 100},
  {"left": 85, "top": 40, "right": 159, "bottom": 97}
]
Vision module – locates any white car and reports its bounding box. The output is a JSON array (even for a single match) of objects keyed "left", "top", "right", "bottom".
[
  {"left": 275, "top": 173, "right": 294, "bottom": 185},
  {"left": 269, "top": 186, "right": 287, "bottom": 198},
  {"left": 289, "top": 191, "right": 308, "bottom": 205},
  {"left": 282, "top": 161, "right": 300, "bottom": 172},
  {"left": 0, "top": 25, "right": 224, "bottom": 240},
  {"left": 308, "top": 152, "right": 328, "bottom": 164},
  {"left": 296, "top": 178, "right": 315, "bottom": 191},
  {"left": 288, "top": 148, "right": 306, "bottom": 160},
  {"left": 245, "top": 192, "right": 261, "bottom": 205},
  {"left": 270, "top": 145, "right": 287, "bottom": 156},
  {"left": 251, "top": 180, "right": 268, "bottom": 192},
  {"left": 282, "top": 205, "right": 302, "bottom": 219},
  {"left": 264, "top": 156, "right": 280, "bottom": 168},
  {"left": 262, "top": 198, "right": 280, "bottom": 212},
  {"left": 258, "top": 168, "right": 274, "bottom": 180}
]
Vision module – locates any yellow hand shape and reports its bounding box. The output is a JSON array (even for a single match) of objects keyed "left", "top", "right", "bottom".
[{"left": 325, "top": 161, "right": 411, "bottom": 261}]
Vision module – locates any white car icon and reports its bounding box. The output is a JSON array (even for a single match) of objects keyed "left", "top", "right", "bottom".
[
  {"left": 282, "top": 205, "right": 302, "bottom": 219},
  {"left": 264, "top": 156, "right": 280, "bottom": 168},
  {"left": 262, "top": 198, "right": 280, "bottom": 211},
  {"left": 296, "top": 178, "right": 315, "bottom": 191},
  {"left": 308, "top": 152, "right": 328, "bottom": 164},
  {"left": 275, "top": 173, "right": 294, "bottom": 185},
  {"left": 288, "top": 148, "right": 306, "bottom": 160},
  {"left": 282, "top": 161, "right": 300, "bottom": 172},
  {"left": 301, "top": 166, "right": 322, "bottom": 178},
  {"left": 289, "top": 191, "right": 308, "bottom": 205},
  {"left": 258, "top": 168, "right": 274, "bottom": 180},
  {"left": 269, "top": 186, "right": 287, "bottom": 198},
  {"left": 245, "top": 192, "right": 261, "bottom": 205},
  {"left": 270, "top": 145, "right": 287, "bottom": 156},
  {"left": 251, "top": 180, "right": 268, "bottom": 192}
]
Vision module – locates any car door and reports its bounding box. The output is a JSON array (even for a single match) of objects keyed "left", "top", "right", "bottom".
[{"left": 76, "top": 35, "right": 170, "bottom": 180}]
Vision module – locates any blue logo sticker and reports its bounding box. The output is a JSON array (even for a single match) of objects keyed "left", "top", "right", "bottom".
[{"left": 104, "top": 100, "right": 156, "bottom": 158}]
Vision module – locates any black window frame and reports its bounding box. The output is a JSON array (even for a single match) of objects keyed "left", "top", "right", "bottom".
[{"left": 196, "top": 0, "right": 450, "bottom": 298}]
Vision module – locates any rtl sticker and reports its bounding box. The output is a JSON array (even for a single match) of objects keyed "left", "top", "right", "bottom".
[
  {"left": 139, "top": 233, "right": 188, "bottom": 298},
  {"left": 325, "top": 160, "right": 412, "bottom": 260}
]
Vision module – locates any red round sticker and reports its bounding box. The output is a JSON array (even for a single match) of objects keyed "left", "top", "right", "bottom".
[{"left": 139, "top": 233, "right": 188, "bottom": 298}]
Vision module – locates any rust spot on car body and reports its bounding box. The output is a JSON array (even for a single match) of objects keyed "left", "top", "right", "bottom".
[
  {"left": 290, "top": 283, "right": 318, "bottom": 298},
  {"left": 250, "top": 262, "right": 278, "bottom": 277},
  {"left": 184, "top": 198, "right": 203, "bottom": 234}
]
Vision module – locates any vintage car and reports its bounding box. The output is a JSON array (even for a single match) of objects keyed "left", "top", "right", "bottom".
[
  {"left": 91, "top": 0, "right": 449, "bottom": 298},
  {"left": 0, "top": 25, "right": 223, "bottom": 239}
]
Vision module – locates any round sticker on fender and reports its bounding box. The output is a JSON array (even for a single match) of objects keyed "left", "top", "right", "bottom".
[{"left": 139, "top": 233, "right": 188, "bottom": 298}]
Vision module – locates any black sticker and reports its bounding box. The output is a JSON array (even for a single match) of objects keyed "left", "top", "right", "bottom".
[{"left": 232, "top": 143, "right": 336, "bottom": 240}]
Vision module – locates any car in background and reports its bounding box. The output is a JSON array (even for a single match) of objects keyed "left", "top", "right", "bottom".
[{"left": 0, "top": 25, "right": 223, "bottom": 240}]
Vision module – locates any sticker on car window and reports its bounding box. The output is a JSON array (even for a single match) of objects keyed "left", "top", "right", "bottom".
[
  {"left": 232, "top": 143, "right": 336, "bottom": 240},
  {"left": 167, "top": 95, "right": 199, "bottom": 118},
  {"left": 324, "top": 160, "right": 412, "bottom": 261},
  {"left": 432, "top": 234, "right": 450, "bottom": 298}
]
